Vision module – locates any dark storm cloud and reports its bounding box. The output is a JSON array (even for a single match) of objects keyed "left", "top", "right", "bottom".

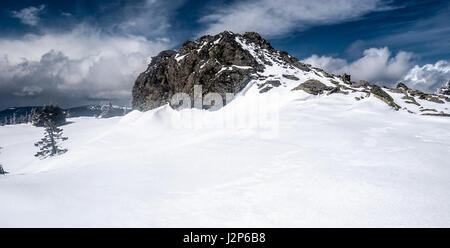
[
  {"left": 0, "top": 28, "right": 170, "bottom": 109},
  {"left": 0, "top": 0, "right": 179, "bottom": 110}
]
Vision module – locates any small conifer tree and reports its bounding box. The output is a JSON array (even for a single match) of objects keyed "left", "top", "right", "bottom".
[{"left": 34, "top": 120, "right": 68, "bottom": 159}]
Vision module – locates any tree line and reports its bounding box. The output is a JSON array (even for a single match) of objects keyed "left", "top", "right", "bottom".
[{"left": 1, "top": 109, "right": 36, "bottom": 126}]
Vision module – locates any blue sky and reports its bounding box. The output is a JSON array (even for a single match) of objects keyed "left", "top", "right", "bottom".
[{"left": 0, "top": 0, "right": 449, "bottom": 109}]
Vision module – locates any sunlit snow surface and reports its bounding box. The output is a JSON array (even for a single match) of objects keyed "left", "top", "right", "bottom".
[{"left": 1, "top": 90, "right": 449, "bottom": 227}]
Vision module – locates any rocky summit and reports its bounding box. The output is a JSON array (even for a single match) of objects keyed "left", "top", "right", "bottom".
[
  {"left": 132, "top": 31, "right": 309, "bottom": 111},
  {"left": 132, "top": 31, "right": 450, "bottom": 117}
]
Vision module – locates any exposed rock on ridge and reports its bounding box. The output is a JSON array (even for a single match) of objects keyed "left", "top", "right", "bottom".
[{"left": 132, "top": 31, "right": 310, "bottom": 111}]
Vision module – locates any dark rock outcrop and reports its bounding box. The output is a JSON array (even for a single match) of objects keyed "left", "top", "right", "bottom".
[
  {"left": 341, "top": 74, "right": 351, "bottom": 83},
  {"left": 132, "top": 31, "right": 310, "bottom": 111},
  {"left": 327, "top": 86, "right": 349, "bottom": 95},
  {"left": 370, "top": 86, "right": 401, "bottom": 110},
  {"left": 258, "top": 80, "right": 281, "bottom": 93},
  {"left": 282, "top": 74, "right": 300, "bottom": 81},
  {"left": 292, "top": 79, "right": 333, "bottom": 95}
]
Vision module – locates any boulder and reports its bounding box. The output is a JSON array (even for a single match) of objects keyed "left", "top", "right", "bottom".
[
  {"left": 292, "top": 79, "right": 332, "bottom": 95},
  {"left": 282, "top": 74, "right": 299, "bottom": 81}
]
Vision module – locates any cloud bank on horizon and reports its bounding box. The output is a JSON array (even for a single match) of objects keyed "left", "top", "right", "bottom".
[{"left": 0, "top": 0, "right": 448, "bottom": 109}]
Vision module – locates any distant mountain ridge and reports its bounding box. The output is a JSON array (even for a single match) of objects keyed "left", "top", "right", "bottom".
[{"left": 0, "top": 104, "right": 130, "bottom": 125}]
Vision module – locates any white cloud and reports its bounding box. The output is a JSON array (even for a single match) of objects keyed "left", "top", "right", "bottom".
[
  {"left": 302, "top": 55, "right": 348, "bottom": 73},
  {"left": 11, "top": 5, "right": 45, "bottom": 26},
  {"left": 303, "top": 47, "right": 413, "bottom": 85},
  {"left": 403, "top": 61, "right": 450, "bottom": 93},
  {"left": 199, "top": 0, "right": 388, "bottom": 37},
  {"left": 0, "top": 0, "right": 187, "bottom": 109},
  {"left": 0, "top": 26, "right": 171, "bottom": 108}
]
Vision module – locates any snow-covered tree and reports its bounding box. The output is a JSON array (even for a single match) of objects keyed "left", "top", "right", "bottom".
[
  {"left": 0, "top": 147, "right": 7, "bottom": 175},
  {"left": 11, "top": 113, "right": 16, "bottom": 125},
  {"left": 32, "top": 105, "right": 66, "bottom": 127},
  {"left": 99, "top": 102, "right": 113, "bottom": 118},
  {"left": 98, "top": 102, "right": 123, "bottom": 118},
  {"left": 34, "top": 120, "right": 68, "bottom": 159},
  {"left": 29, "top": 108, "right": 35, "bottom": 123},
  {"left": 438, "top": 81, "right": 450, "bottom": 95}
]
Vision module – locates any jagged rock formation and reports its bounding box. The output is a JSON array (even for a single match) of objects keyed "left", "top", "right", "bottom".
[
  {"left": 132, "top": 31, "right": 309, "bottom": 111},
  {"left": 132, "top": 31, "right": 450, "bottom": 117}
]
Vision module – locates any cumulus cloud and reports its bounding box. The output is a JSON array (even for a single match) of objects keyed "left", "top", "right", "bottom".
[
  {"left": 0, "top": 0, "right": 187, "bottom": 109},
  {"left": 0, "top": 27, "right": 170, "bottom": 109},
  {"left": 303, "top": 47, "right": 413, "bottom": 85},
  {"left": 403, "top": 61, "right": 450, "bottom": 93},
  {"left": 11, "top": 4, "right": 45, "bottom": 26},
  {"left": 199, "top": 0, "right": 389, "bottom": 37},
  {"left": 303, "top": 47, "right": 449, "bottom": 93}
]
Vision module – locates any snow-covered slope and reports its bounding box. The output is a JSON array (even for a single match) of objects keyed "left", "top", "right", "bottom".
[
  {"left": 1, "top": 90, "right": 450, "bottom": 227},
  {"left": 1, "top": 32, "right": 450, "bottom": 227}
]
